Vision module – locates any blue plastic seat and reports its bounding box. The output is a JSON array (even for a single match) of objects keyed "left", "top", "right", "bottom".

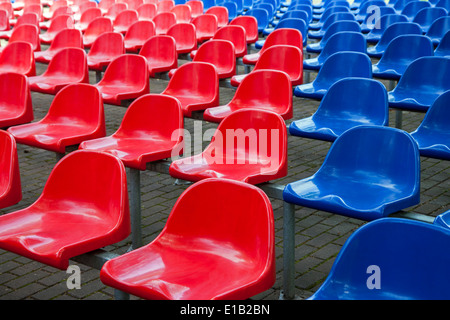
[
  {"left": 413, "top": 7, "right": 448, "bottom": 33},
  {"left": 434, "top": 30, "right": 450, "bottom": 56},
  {"left": 294, "top": 51, "right": 372, "bottom": 100},
  {"left": 254, "top": 3, "right": 275, "bottom": 23},
  {"left": 222, "top": 1, "right": 238, "bottom": 21},
  {"left": 228, "top": 0, "right": 244, "bottom": 14},
  {"left": 401, "top": 0, "right": 431, "bottom": 21},
  {"left": 410, "top": 90, "right": 450, "bottom": 160},
  {"left": 388, "top": 57, "right": 450, "bottom": 112},
  {"left": 256, "top": 18, "right": 308, "bottom": 48},
  {"left": 283, "top": 126, "right": 420, "bottom": 221},
  {"left": 313, "top": 0, "right": 349, "bottom": 16},
  {"left": 372, "top": 34, "right": 434, "bottom": 80},
  {"left": 309, "top": 218, "right": 450, "bottom": 300},
  {"left": 365, "top": 14, "right": 408, "bottom": 43},
  {"left": 360, "top": 6, "right": 396, "bottom": 33},
  {"left": 303, "top": 31, "right": 366, "bottom": 71},
  {"left": 245, "top": 8, "right": 269, "bottom": 33},
  {"left": 279, "top": 4, "right": 312, "bottom": 21},
  {"left": 354, "top": 0, "right": 387, "bottom": 23},
  {"left": 308, "top": 12, "right": 356, "bottom": 39},
  {"left": 289, "top": 78, "right": 389, "bottom": 142},
  {"left": 425, "top": 16, "right": 450, "bottom": 46},
  {"left": 392, "top": 0, "right": 417, "bottom": 14},
  {"left": 306, "top": 20, "right": 361, "bottom": 53},
  {"left": 268, "top": 10, "right": 309, "bottom": 33},
  {"left": 434, "top": 209, "right": 450, "bottom": 229},
  {"left": 366, "top": 21, "right": 423, "bottom": 58},
  {"left": 309, "top": 5, "right": 350, "bottom": 31}
]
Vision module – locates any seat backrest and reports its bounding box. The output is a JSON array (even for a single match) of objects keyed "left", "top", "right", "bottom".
[
  {"left": 139, "top": 35, "right": 177, "bottom": 68},
  {"left": 157, "top": 0, "right": 175, "bottom": 12},
  {"left": 170, "top": 4, "right": 191, "bottom": 23},
  {"left": 310, "top": 218, "right": 450, "bottom": 299},
  {"left": 166, "top": 22, "right": 196, "bottom": 52},
  {"left": 48, "top": 5, "right": 74, "bottom": 19},
  {"left": 192, "top": 13, "right": 218, "bottom": 33},
  {"left": 47, "top": 14, "right": 75, "bottom": 33},
  {"left": 0, "top": 129, "right": 21, "bottom": 208},
  {"left": 212, "top": 25, "right": 247, "bottom": 55},
  {"left": 313, "top": 77, "right": 388, "bottom": 126},
  {"left": 9, "top": 23, "right": 40, "bottom": 51},
  {"left": 401, "top": 0, "right": 431, "bottom": 19},
  {"left": 367, "top": 13, "right": 408, "bottom": 36},
  {"left": 319, "top": 20, "right": 362, "bottom": 45},
  {"left": 230, "top": 15, "right": 258, "bottom": 43},
  {"left": 254, "top": 45, "right": 302, "bottom": 83},
  {"left": 153, "top": 11, "right": 177, "bottom": 34},
  {"left": 318, "top": 31, "right": 366, "bottom": 61},
  {"left": 0, "top": 41, "right": 36, "bottom": 76},
  {"left": 230, "top": 69, "right": 292, "bottom": 118},
  {"left": 205, "top": 6, "right": 229, "bottom": 27},
  {"left": 100, "top": 54, "right": 148, "bottom": 87},
  {"left": 321, "top": 12, "right": 356, "bottom": 30},
  {"left": 105, "top": 2, "right": 128, "bottom": 19},
  {"left": 413, "top": 7, "right": 448, "bottom": 26},
  {"left": 137, "top": 3, "right": 157, "bottom": 20},
  {"left": 376, "top": 21, "right": 423, "bottom": 48},
  {"left": 15, "top": 12, "right": 40, "bottom": 27},
  {"left": 126, "top": 0, "right": 144, "bottom": 11},
  {"left": 378, "top": 34, "right": 434, "bottom": 65},
  {"left": 426, "top": 16, "right": 450, "bottom": 41},
  {"left": 261, "top": 28, "right": 303, "bottom": 53},
  {"left": 124, "top": 19, "right": 155, "bottom": 40},
  {"left": 78, "top": 7, "right": 102, "bottom": 25},
  {"left": 435, "top": 29, "right": 450, "bottom": 56},
  {"left": 318, "top": 5, "right": 350, "bottom": 23},
  {"left": 0, "top": 72, "right": 32, "bottom": 126},
  {"left": 193, "top": 39, "right": 235, "bottom": 72},
  {"left": 156, "top": 178, "right": 275, "bottom": 284},
  {"left": 279, "top": 9, "right": 309, "bottom": 23},
  {"left": 412, "top": 89, "right": 450, "bottom": 134},
  {"left": 185, "top": 0, "right": 203, "bottom": 18},
  {"left": 43, "top": 47, "right": 88, "bottom": 81},
  {"left": 49, "top": 28, "right": 83, "bottom": 50},
  {"left": 34, "top": 149, "right": 129, "bottom": 226},
  {"left": 84, "top": 16, "right": 113, "bottom": 36},
  {"left": 314, "top": 51, "right": 372, "bottom": 86},
  {"left": 113, "top": 9, "right": 139, "bottom": 27},
  {"left": 0, "top": 9, "right": 9, "bottom": 30},
  {"left": 88, "top": 32, "right": 125, "bottom": 59},
  {"left": 245, "top": 8, "right": 269, "bottom": 29}
]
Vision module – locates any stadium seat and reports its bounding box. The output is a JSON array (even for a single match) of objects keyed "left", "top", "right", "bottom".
[
  {"left": 401, "top": 0, "right": 431, "bottom": 21},
  {"left": 308, "top": 12, "right": 356, "bottom": 40},
  {"left": 100, "top": 178, "right": 275, "bottom": 300},
  {"left": 0, "top": 130, "right": 21, "bottom": 209},
  {"left": 2, "top": 12, "right": 39, "bottom": 39},
  {"left": 254, "top": 3, "right": 274, "bottom": 23},
  {"left": 243, "top": 28, "right": 302, "bottom": 65},
  {"left": 289, "top": 78, "right": 389, "bottom": 142},
  {"left": 205, "top": 6, "right": 229, "bottom": 28},
  {"left": 98, "top": 0, "right": 117, "bottom": 15},
  {"left": 162, "top": 62, "right": 219, "bottom": 117},
  {"left": 303, "top": 31, "right": 366, "bottom": 71},
  {"left": 42, "top": 0, "right": 69, "bottom": 20},
  {"left": 153, "top": 11, "right": 177, "bottom": 35},
  {"left": 388, "top": 56, "right": 450, "bottom": 112},
  {"left": 75, "top": 7, "right": 102, "bottom": 32},
  {"left": 28, "top": 48, "right": 89, "bottom": 95},
  {"left": 0, "top": 9, "right": 8, "bottom": 31},
  {"left": 192, "top": 13, "right": 218, "bottom": 42},
  {"left": 309, "top": 218, "right": 450, "bottom": 299},
  {"left": 113, "top": 9, "right": 139, "bottom": 34},
  {"left": 136, "top": 3, "right": 157, "bottom": 20},
  {"left": 222, "top": 1, "right": 238, "bottom": 22},
  {"left": 0, "top": 150, "right": 130, "bottom": 270},
  {"left": 7, "top": 84, "right": 106, "bottom": 154},
  {"left": 426, "top": 16, "right": 450, "bottom": 46},
  {"left": 39, "top": 14, "right": 75, "bottom": 44},
  {"left": 309, "top": 5, "right": 350, "bottom": 31},
  {"left": 365, "top": 14, "right": 409, "bottom": 43},
  {"left": 170, "top": 4, "right": 191, "bottom": 23},
  {"left": 203, "top": 69, "right": 293, "bottom": 122},
  {"left": 229, "top": 15, "right": 258, "bottom": 44},
  {"left": 413, "top": 6, "right": 448, "bottom": 33},
  {"left": 87, "top": 32, "right": 125, "bottom": 71},
  {"left": 104, "top": 2, "right": 128, "bottom": 21},
  {"left": 170, "top": 109, "right": 287, "bottom": 184},
  {"left": 256, "top": 18, "right": 308, "bottom": 48},
  {"left": 35, "top": 28, "right": 83, "bottom": 64},
  {"left": 231, "top": 45, "right": 303, "bottom": 86},
  {"left": 245, "top": 8, "right": 269, "bottom": 33},
  {"left": 185, "top": 0, "right": 203, "bottom": 19},
  {"left": 82, "top": 17, "right": 113, "bottom": 48},
  {"left": 0, "top": 41, "right": 36, "bottom": 76},
  {"left": 433, "top": 209, "right": 450, "bottom": 229},
  {"left": 125, "top": 0, "right": 144, "bottom": 11},
  {"left": 79, "top": 94, "right": 183, "bottom": 170},
  {"left": 271, "top": 10, "right": 309, "bottom": 32},
  {"left": 0, "top": 72, "right": 33, "bottom": 128},
  {"left": 294, "top": 51, "right": 372, "bottom": 100},
  {"left": 372, "top": 34, "right": 434, "bottom": 80},
  {"left": 1, "top": 24, "right": 41, "bottom": 52},
  {"left": 434, "top": 30, "right": 450, "bottom": 56},
  {"left": 166, "top": 22, "right": 197, "bottom": 54},
  {"left": 94, "top": 54, "right": 149, "bottom": 106},
  {"left": 139, "top": 35, "right": 177, "bottom": 77},
  {"left": 283, "top": 126, "right": 420, "bottom": 221},
  {"left": 366, "top": 21, "right": 422, "bottom": 58},
  {"left": 157, "top": 0, "right": 175, "bottom": 13},
  {"left": 410, "top": 90, "right": 450, "bottom": 160},
  {"left": 124, "top": 20, "right": 155, "bottom": 52}
]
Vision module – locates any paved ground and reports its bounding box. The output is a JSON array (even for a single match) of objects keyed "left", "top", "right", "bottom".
[{"left": 0, "top": 40, "right": 448, "bottom": 301}]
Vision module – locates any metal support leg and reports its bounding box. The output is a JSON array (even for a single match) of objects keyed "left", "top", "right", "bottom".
[
  {"left": 395, "top": 110, "right": 403, "bottom": 129},
  {"left": 95, "top": 71, "right": 102, "bottom": 83},
  {"left": 128, "top": 168, "right": 142, "bottom": 250},
  {"left": 56, "top": 152, "right": 65, "bottom": 162},
  {"left": 114, "top": 289, "right": 130, "bottom": 300},
  {"left": 281, "top": 201, "right": 296, "bottom": 300}
]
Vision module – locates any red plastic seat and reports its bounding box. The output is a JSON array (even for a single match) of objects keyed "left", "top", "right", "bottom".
[
  {"left": 243, "top": 28, "right": 303, "bottom": 65},
  {"left": 8, "top": 83, "right": 105, "bottom": 154},
  {"left": 0, "top": 149, "right": 130, "bottom": 270},
  {"left": 192, "top": 13, "right": 218, "bottom": 43},
  {"left": 205, "top": 6, "right": 229, "bottom": 28},
  {"left": 0, "top": 41, "right": 36, "bottom": 76},
  {"left": 230, "top": 15, "right": 258, "bottom": 44},
  {"left": 152, "top": 11, "right": 176, "bottom": 35},
  {"left": 28, "top": 48, "right": 89, "bottom": 95},
  {"left": 185, "top": 0, "right": 203, "bottom": 19},
  {"left": 42, "top": 0, "right": 68, "bottom": 20},
  {"left": 79, "top": 94, "right": 183, "bottom": 170},
  {"left": 87, "top": 31, "right": 125, "bottom": 71},
  {"left": 162, "top": 62, "right": 219, "bottom": 117},
  {"left": 1, "top": 23, "right": 41, "bottom": 52},
  {"left": 94, "top": 54, "right": 149, "bottom": 105},
  {"left": 191, "top": 24, "right": 247, "bottom": 59},
  {"left": 35, "top": 28, "right": 83, "bottom": 64},
  {"left": 125, "top": 0, "right": 144, "bottom": 11},
  {"left": 40, "top": 5, "right": 74, "bottom": 29},
  {"left": 137, "top": 3, "right": 156, "bottom": 20},
  {"left": 166, "top": 22, "right": 197, "bottom": 54},
  {"left": 0, "top": 9, "right": 9, "bottom": 31},
  {"left": 12, "top": 0, "right": 40, "bottom": 11},
  {"left": 18, "top": 4, "right": 43, "bottom": 23},
  {"left": 124, "top": 19, "right": 155, "bottom": 52},
  {"left": 39, "top": 14, "right": 75, "bottom": 44},
  {"left": 170, "top": 4, "right": 191, "bottom": 23},
  {"left": 75, "top": 6, "right": 102, "bottom": 32},
  {"left": 104, "top": 2, "right": 128, "bottom": 21},
  {"left": 204, "top": 69, "right": 293, "bottom": 122},
  {"left": 156, "top": 0, "right": 174, "bottom": 13},
  {"left": 0, "top": 72, "right": 33, "bottom": 128},
  {"left": 170, "top": 109, "right": 288, "bottom": 184},
  {"left": 82, "top": 16, "right": 113, "bottom": 48},
  {"left": 113, "top": 9, "right": 138, "bottom": 34},
  {"left": 100, "top": 177, "right": 275, "bottom": 300},
  {"left": 99, "top": 0, "right": 117, "bottom": 15},
  {"left": 190, "top": 39, "right": 236, "bottom": 79},
  {"left": 4, "top": 12, "right": 39, "bottom": 39},
  {"left": 0, "top": 130, "right": 21, "bottom": 209},
  {"left": 139, "top": 35, "right": 177, "bottom": 77},
  {"left": 231, "top": 45, "right": 303, "bottom": 87}
]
